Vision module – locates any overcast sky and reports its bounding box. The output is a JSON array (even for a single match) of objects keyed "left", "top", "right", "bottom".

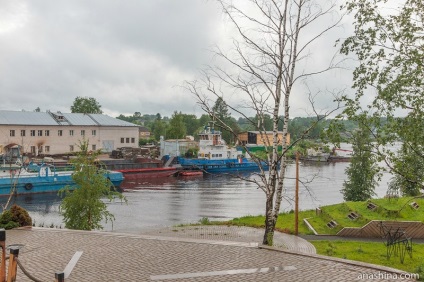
[{"left": 0, "top": 0, "right": 354, "bottom": 118}]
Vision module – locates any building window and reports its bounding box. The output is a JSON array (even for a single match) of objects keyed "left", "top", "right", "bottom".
[
  {"left": 70, "top": 145, "right": 74, "bottom": 152},
  {"left": 121, "top": 138, "right": 124, "bottom": 143},
  {"left": 70, "top": 130, "right": 74, "bottom": 136},
  {"left": 30, "top": 146, "right": 36, "bottom": 154},
  {"left": 58, "top": 130, "right": 63, "bottom": 136},
  {"left": 92, "top": 130, "right": 96, "bottom": 136},
  {"left": 45, "top": 146, "right": 50, "bottom": 153},
  {"left": 92, "top": 145, "right": 96, "bottom": 151},
  {"left": 38, "top": 130, "right": 43, "bottom": 136},
  {"left": 45, "top": 130, "right": 50, "bottom": 136},
  {"left": 131, "top": 138, "right": 135, "bottom": 143},
  {"left": 30, "top": 130, "right": 35, "bottom": 136},
  {"left": 39, "top": 146, "right": 43, "bottom": 153},
  {"left": 10, "top": 130, "right": 15, "bottom": 137},
  {"left": 81, "top": 130, "right": 85, "bottom": 136},
  {"left": 20, "top": 130, "right": 25, "bottom": 137},
  {"left": 126, "top": 138, "right": 130, "bottom": 143}
]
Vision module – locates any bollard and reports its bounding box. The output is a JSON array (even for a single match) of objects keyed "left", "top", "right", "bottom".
[
  {"left": 0, "top": 229, "right": 5, "bottom": 282},
  {"left": 55, "top": 272, "right": 65, "bottom": 282},
  {"left": 7, "top": 248, "right": 19, "bottom": 282}
]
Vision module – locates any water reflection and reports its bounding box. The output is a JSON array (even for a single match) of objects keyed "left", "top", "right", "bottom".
[{"left": 1, "top": 162, "right": 392, "bottom": 232}]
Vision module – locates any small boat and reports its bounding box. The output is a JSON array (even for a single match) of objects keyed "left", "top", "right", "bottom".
[
  {"left": 301, "top": 148, "right": 330, "bottom": 162},
  {"left": 178, "top": 170, "right": 203, "bottom": 177},
  {"left": 0, "top": 163, "right": 124, "bottom": 196},
  {"left": 328, "top": 148, "right": 352, "bottom": 162}
]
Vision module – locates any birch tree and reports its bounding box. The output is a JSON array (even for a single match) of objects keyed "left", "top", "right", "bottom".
[{"left": 185, "top": 0, "right": 343, "bottom": 245}]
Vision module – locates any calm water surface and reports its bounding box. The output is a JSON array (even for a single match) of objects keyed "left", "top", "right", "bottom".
[{"left": 6, "top": 161, "right": 392, "bottom": 233}]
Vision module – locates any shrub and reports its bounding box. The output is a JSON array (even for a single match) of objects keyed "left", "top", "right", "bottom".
[
  {"left": 0, "top": 205, "right": 32, "bottom": 229},
  {"left": 10, "top": 204, "right": 32, "bottom": 226}
]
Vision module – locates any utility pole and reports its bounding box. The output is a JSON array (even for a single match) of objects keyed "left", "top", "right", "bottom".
[{"left": 295, "top": 151, "right": 299, "bottom": 236}]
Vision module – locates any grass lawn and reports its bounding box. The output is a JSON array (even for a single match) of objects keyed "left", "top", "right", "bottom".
[
  {"left": 312, "top": 240, "right": 424, "bottom": 280},
  {"left": 226, "top": 210, "right": 316, "bottom": 235}
]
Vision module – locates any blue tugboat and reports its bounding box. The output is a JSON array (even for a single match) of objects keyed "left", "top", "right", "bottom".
[{"left": 175, "top": 124, "right": 268, "bottom": 174}]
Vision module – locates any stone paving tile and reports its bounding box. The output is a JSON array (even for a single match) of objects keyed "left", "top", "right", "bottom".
[
  {"left": 140, "top": 225, "right": 317, "bottom": 254},
  {"left": 3, "top": 228, "right": 417, "bottom": 282}
]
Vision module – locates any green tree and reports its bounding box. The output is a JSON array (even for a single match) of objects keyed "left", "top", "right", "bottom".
[
  {"left": 70, "top": 97, "right": 103, "bottom": 114},
  {"left": 152, "top": 116, "right": 167, "bottom": 140},
  {"left": 212, "top": 97, "right": 240, "bottom": 144},
  {"left": 59, "top": 140, "right": 124, "bottom": 230},
  {"left": 339, "top": 0, "right": 424, "bottom": 189},
  {"left": 181, "top": 114, "right": 199, "bottom": 136},
  {"left": 167, "top": 111, "right": 187, "bottom": 139},
  {"left": 198, "top": 114, "right": 211, "bottom": 127},
  {"left": 341, "top": 121, "right": 379, "bottom": 201},
  {"left": 389, "top": 142, "right": 424, "bottom": 196}
]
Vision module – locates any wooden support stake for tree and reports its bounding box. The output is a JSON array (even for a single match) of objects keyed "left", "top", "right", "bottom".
[
  {"left": 0, "top": 229, "right": 5, "bottom": 282},
  {"left": 7, "top": 248, "right": 19, "bottom": 282},
  {"left": 55, "top": 272, "right": 65, "bottom": 282}
]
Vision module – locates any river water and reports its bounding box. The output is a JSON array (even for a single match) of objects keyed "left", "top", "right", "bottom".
[{"left": 5, "top": 160, "right": 393, "bottom": 233}]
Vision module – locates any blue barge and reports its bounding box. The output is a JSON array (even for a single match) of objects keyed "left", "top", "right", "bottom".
[{"left": 0, "top": 163, "right": 124, "bottom": 196}]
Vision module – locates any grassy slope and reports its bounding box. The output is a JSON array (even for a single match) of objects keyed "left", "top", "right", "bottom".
[
  {"left": 220, "top": 197, "right": 424, "bottom": 277},
  {"left": 225, "top": 197, "right": 424, "bottom": 236}
]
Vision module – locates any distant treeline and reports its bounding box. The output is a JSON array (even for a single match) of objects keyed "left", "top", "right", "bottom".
[{"left": 117, "top": 112, "right": 361, "bottom": 144}]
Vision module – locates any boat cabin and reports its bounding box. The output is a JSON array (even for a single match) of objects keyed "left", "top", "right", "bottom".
[{"left": 197, "top": 125, "right": 242, "bottom": 160}]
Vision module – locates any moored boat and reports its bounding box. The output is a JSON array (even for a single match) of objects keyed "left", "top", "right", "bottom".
[
  {"left": 178, "top": 170, "right": 203, "bottom": 177},
  {"left": 328, "top": 148, "right": 352, "bottom": 162},
  {"left": 172, "top": 124, "right": 268, "bottom": 174},
  {"left": 115, "top": 167, "right": 177, "bottom": 179},
  {"left": 301, "top": 148, "right": 330, "bottom": 162},
  {"left": 0, "top": 163, "right": 123, "bottom": 196},
  {"left": 101, "top": 158, "right": 177, "bottom": 179}
]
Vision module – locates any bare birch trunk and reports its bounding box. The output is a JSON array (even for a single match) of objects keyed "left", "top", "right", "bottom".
[{"left": 186, "top": 0, "right": 343, "bottom": 246}]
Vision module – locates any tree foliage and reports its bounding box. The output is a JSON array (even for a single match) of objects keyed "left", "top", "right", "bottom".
[
  {"left": 59, "top": 140, "right": 125, "bottom": 230},
  {"left": 151, "top": 116, "right": 167, "bottom": 140},
  {"left": 389, "top": 142, "right": 424, "bottom": 196},
  {"left": 185, "top": 0, "right": 342, "bottom": 245},
  {"left": 341, "top": 121, "right": 379, "bottom": 201},
  {"left": 339, "top": 0, "right": 424, "bottom": 190},
  {"left": 212, "top": 97, "right": 240, "bottom": 144},
  {"left": 181, "top": 114, "right": 200, "bottom": 136},
  {"left": 70, "top": 96, "right": 103, "bottom": 114},
  {"left": 167, "top": 111, "right": 187, "bottom": 139}
]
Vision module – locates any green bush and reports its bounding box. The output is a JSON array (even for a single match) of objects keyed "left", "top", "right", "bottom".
[
  {"left": 10, "top": 204, "right": 32, "bottom": 226},
  {"left": 0, "top": 204, "right": 32, "bottom": 229}
]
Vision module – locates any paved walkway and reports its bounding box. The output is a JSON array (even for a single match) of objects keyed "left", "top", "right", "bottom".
[
  {"left": 139, "top": 225, "right": 317, "bottom": 254},
  {"left": 3, "top": 226, "right": 417, "bottom": 281}
]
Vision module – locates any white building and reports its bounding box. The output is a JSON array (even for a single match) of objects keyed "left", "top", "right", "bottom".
[{"left": 0, "top": 110, "right": 139, "bottom": 156}]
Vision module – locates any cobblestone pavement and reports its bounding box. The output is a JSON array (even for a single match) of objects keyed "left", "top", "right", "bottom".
[
  {"left": 139, "top": 225, "right": 317, "bottom": 254},
  {"left": 3, "top": 227, "right": 417, "bottom": 282}
]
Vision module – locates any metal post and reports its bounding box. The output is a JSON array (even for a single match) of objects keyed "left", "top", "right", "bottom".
[
  {"left": 55, "top": 272, "right": 65, "bottom": 282},
  {"left": 7, "top": 248, "right": 19, "bottom": 282},
  {"left": 0, "top": 229, "right": 5, "bottom": 282},
  {"left": 295, "top": 151, "right": 299, "bottom": 236}
]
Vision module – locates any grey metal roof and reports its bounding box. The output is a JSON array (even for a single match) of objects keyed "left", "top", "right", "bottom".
[
  {"left": 59, "top": 113, "right": 95, "bottom": 126},
  {"left": 0, "top": 111, "right": 58, "bottom": 125},
  {"left": 0, "top": 110, "right": 137, "bottom": 127},
  {"left": 88, "top": 114, "right": 136, "bottom": 127}
]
